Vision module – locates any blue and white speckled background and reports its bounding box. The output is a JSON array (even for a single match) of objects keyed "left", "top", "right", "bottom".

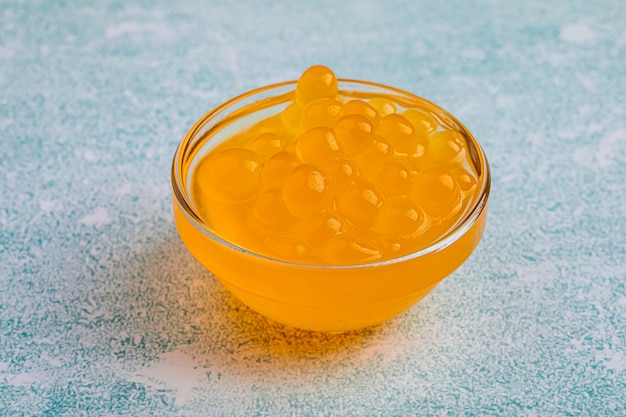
[{"left": 2, "top": 1, "right": 625, "bottom": 415}]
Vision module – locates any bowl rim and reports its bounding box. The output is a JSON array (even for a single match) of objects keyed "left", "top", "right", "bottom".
[{"left": 171, "top": 78, "right": 491, "bottom": 270}]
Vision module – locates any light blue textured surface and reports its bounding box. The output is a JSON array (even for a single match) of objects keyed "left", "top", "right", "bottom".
[{"left": 1, "top": 1, "right": 625, "bottom": 415}]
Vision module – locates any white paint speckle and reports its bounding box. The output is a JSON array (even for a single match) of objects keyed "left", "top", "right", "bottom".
[
  {"left": 578, "top": 105, "right": 593, "bottom": 117},
  {"left": 527, "top": 132, "right": 543, "bottom": 147},
  {"left": 596, "top": 128, "right": 626, "bottom": 168},
  {"left": 39, "top": 200, "right": 58, "bottom": 212},
  {"left": 115, "top": 183, "right": 133, "bottom": 196},
  {"left": 573, "top": 146, "right": 592, "bottom": 167},
  {"left": 576, "top": 73, "right": 596, "bottom": 92},
  {"left": 131, "top": 351, "right": 205, "bottom": 406},
  {"left": 5, "top": 171, "right": 17, "bottom": 184},
  {"left": 460, "top": 48, "right": 486, "bottom": 60},
  {"left": 0, "top": 46, "right": 15, "bottom": 59},
  {"left": 598, "top": 349, "right": 626, "bottom": 372},
  {"left": 105, "top": 22, "right": 173, "bottom": 40},
  {"left": 188, "top": 89, "right": 220, "bottom": 100},
  {"left": 79, "top": 207, "right": 111, "bottom": 226},
  {"left": 219, "top": 46, "right": 239, "bottom": 72},
  {"left": 0, "top": 116, "right": 11, "bottom": 134},
  {"left": 496, "top": 95, "right": 516, "bottom": 108},
  {"left": 6, "top": 372, "right": 39, "bottom": 386},
  {"left": 84, "top": 150, "right": 98, "bottom": 162},
  {"left": 570, "top": 338, "right": 584, "bottom": 351},
  {"left": 560, "top": 22, "right": 597, "bottom": 45},
  {"left": 150, "top": 184, "right": 169, "bottom": 198},
  {"left": 572, "top": 129, "right": 625, "bottom": 169},
  {"left": 123, "top": 90, "right": 140, "bottom": 106}
]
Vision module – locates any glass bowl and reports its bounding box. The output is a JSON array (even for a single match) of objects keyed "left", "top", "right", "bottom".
[{"left": 171, "top": 79, "right": 490, "bottom": 332}]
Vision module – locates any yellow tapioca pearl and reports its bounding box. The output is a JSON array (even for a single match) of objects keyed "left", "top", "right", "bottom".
[
  {"left": 369, "top": 161, "right": 412, "bottom": 197},
  {"left": 323, "top": 234, "right": 382, "bottom": 265},
  {"left": 261, "top": 152, "right": 299, "bottom": 189},
  {"left": 426, "top": 130, "right": 467, "bottom": 164},
  {"left": 401, "top": 108, "right": 438, "bottom": 136},
  {"left": 339, "top": 99, "right": 380, "bottom": 126},
  {"left": 282, "top": 164, "right": 332, "bottom": 218},
  {"left": 246, "top": 132, "right": 283, "bottom": 159},
  {"left": 296, "top": 127, "right": 340, "bottom": 166},
  {"left": 195, "top": 148, "right": 263, "bottom": 203},
  {"left": 337, "top": 180, "right": 383, "bottom": 227},
  {"left": 281, "top": 102, "right": 303, "bottom": 134},
  {"left": 300, "top": 211, "right": 344, "bottom": 247},
  {"left": 412, "top": 167, "right": 461, "bottom": 217},
  {"left": 451, "top": 167, "right": 477, "bottom": 198},
  {"left": 334, "top": 114, "right": 375, "bottom": 157},
  {"left": 393, "top": 154, "right": 424, "bottom": 176},
  {"left": 353, "top": 135, "right": 392, "bottom": 173},
  {"left": 295, "top": 65, "right": 339, "bottom": 105},
  {"left": 377, "top": 114, "right": 424, "bottom": 156},
  {"left": 263, "top": 234, "right": 310, "bottom": 261},
  {"left": 301, "top": 98, "right": 342, "bottom": 131},
  {"left": 248, "top": 114, "right": 283, "bottom": 136},
  {"left": 368, "top": 97, "right": 396, "bottom": 116},
  {"left": 373, "top": 197, "right": 425, "bottom": 236},
  {"left": 380, "top": 236, "right": 403, "bottom": 254},
  {"left": 325, "top": 159, "right": 359, "bottom": 191},
  {"left": 249, "top": 189, "right": 295, "bottom": 233}
]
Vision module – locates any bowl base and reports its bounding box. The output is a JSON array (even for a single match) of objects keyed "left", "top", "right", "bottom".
[{"left": 218, "top": 276, "right": 438, "bottom": 333}]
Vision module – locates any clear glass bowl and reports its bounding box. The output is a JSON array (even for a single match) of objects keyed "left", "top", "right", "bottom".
[{"left": 171, "top": 79, "right": 490, "bottom": 332}]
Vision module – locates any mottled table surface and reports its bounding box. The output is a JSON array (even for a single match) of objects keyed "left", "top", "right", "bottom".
[{"left": 2, "top": 1, "right": 625, "bottom": 415}]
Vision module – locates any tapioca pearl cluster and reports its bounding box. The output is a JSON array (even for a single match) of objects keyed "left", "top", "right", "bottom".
[{"left": 193, "top": 65, "right": 478, "bottom": 265}]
